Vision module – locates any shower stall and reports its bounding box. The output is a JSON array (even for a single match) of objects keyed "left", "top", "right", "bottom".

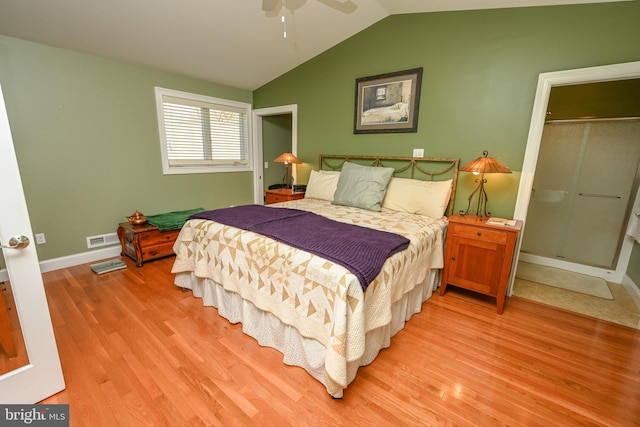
[{"left": 520, "top": 118, "right": 640, "bottom": 270}]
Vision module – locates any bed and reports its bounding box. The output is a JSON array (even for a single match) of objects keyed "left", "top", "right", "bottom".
[{"left": 171, "top": 154, "right": 459, "bottom": 397}]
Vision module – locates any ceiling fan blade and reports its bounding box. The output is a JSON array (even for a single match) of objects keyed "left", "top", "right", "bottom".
[
  {"left": 262, "top": 0, "right": 279, "bottom": 12},
  {"left": 317, "top": 0, "right": 357, "bottom": 14}
]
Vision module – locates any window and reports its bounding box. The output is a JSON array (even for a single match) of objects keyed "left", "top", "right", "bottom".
[{"left": 155, "top": 87, "right": 252, "bottom": 174}]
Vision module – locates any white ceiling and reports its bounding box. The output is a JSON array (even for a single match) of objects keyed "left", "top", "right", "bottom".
[{"left": 0, "top": 0, "right": 627, "bottom": 90}]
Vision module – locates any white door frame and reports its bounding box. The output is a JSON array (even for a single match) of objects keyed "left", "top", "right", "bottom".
[
  {"left": 251, "top": 104, "right": 298, "bottom": 204},
  {"left": 511, "top": 61, "right": 640, "bottom": 292},
  {"left": 0, "top": 84, "right": 65, "bottom": 402}
]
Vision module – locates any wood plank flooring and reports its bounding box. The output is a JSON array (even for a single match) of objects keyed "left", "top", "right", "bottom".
[
  {"left": 39, "top": 256, "right": 640, "bottom": 426},
  {"left": 0, "top": 279, "right": 29, "bottom": 375}
]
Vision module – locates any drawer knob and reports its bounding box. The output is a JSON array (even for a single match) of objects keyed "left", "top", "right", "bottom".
[
  {"left": 451, "top": 256, "right": 456, "bottom": 261},
  {"left": 477, "top": 232, "right": 482, "bottom": 236}
]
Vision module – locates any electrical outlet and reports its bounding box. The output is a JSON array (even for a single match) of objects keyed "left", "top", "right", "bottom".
[
  {"left": 35, "top": 233, "right": 46, "bottom": 244},
  {"left": 413, "top": 148, "right": 424, "bottom": 157}
]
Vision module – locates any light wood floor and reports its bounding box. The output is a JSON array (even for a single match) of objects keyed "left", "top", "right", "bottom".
[
  {"left": 39, "top": 256, "right": 640, "bottom": 426},
  {"left": 0, "top": 280, "right": 29, "bottom": 375}
]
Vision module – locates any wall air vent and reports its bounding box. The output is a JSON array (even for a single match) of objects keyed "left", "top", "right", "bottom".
[{"left": 87, "top": 232, "right": 119, "bottom": 249}]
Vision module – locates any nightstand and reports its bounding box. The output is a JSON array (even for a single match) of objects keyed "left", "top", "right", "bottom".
[
  {"left": 117, "top": 222, "right": 181, "bottom": 267},
  {"left": 264, "top": 188, "right": 306, "bottom": 205},
  {"left": 440, "top": 214, "right": 523, "bottom": 314}
]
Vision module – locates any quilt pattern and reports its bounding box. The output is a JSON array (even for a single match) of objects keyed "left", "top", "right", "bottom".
[{"left": 172, "top": 199, "right": 446, "bottom": 394}]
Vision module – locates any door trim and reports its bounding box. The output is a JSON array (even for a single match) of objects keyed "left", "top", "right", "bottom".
[
  {"left": 511, "top": 61, "right": 640, "bottom": 290},
  {"left": 251, "top": 104, "right": 298, "bottom": 204}
]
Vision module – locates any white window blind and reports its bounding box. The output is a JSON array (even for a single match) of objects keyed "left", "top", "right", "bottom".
[{"left": 155, "top": 87, "right": 252, "bottom": 174}]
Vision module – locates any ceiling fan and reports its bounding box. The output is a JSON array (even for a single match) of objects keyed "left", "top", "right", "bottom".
[{"left": 261, "top": 0, "right": 357, "bottom": 16}]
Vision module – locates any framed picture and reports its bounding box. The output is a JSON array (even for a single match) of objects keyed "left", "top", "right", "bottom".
[{"left": 354, "top": 67, "right": 423, "bottom": 134}]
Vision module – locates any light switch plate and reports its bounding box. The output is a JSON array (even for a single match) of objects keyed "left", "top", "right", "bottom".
[{"left": 413, "top": 149, "right": 424, "bottom": 157}]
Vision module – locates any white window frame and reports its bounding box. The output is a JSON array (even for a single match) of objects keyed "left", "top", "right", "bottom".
[{"left": 155, "top": 87, "right": 252, "bottom": 174}]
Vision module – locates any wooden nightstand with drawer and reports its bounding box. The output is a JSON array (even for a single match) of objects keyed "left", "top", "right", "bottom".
[
  {"left": 264, "top": 188, "right": 306, "bottom": 205},
  {"left": 117, "top": 222, "right": 180, "bottom": 267},
  {"left": 439, "top": 214, "right": 522, "bottom": 314}
]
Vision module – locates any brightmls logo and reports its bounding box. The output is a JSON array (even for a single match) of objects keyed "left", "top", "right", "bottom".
[{"left": 1, "top": 405, "right": 68, "bottom": 426}]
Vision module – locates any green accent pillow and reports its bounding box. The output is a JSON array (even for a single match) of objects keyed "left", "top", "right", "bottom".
[{"left": 332, "top": 162, "right": 394, "bottom": 211}]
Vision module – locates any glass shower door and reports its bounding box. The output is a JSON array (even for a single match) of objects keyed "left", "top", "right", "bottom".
[{"left": 521, "top": 119, "right": 640, "bottom": 269}]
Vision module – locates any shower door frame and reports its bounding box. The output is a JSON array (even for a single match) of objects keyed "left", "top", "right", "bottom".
[
  {"left": 511, "top": 61, "right": 640, "bottom": 293},
  {"left": 521, "top": 118, "right": 640, "bottom": 270}
]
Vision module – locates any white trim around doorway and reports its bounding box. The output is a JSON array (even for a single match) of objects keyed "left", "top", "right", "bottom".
[
  {"left": 510, "top": 61, "right": 640, "bottom": 293},
  {"left": 251, "top": 104, "right": 298, "bottom": 205}
]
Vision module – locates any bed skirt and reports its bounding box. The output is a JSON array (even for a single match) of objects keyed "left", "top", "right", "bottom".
[{"left": 174, "top": 269, "right": 440, "bottom": 398}]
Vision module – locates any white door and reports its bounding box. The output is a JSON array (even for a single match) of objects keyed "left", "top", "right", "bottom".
[{"left": 0, "top": 83, "right": 65, "bottom": 402}]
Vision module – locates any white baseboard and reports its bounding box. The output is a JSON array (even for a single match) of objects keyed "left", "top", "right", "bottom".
[
  {"left": 519, "top": 253, "right": 623, "bottom": 283},
  {"left": 0, "top": 245, "right": 121, "bottom": 282}
]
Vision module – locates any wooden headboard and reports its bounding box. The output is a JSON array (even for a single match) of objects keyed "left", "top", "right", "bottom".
[{"left": 318, "top": 154, "right": 460, "bottom": 217}]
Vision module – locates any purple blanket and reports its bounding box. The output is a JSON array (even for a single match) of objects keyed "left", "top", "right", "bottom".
[{"left": 190, "top": 205, "right": 409, "bottom": 291}]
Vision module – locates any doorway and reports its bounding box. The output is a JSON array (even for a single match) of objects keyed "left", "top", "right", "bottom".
[
  {"left": 262, "top": 114, "right": 293, "bottom": 189},
  {"left": 251, "top": 105, "right": 298, "bottom": 204},
  {"left": 513, "top": 62, "right": 640, "bottom": 285},
  {"left": 511, "top": 62, "right": 640, "bottom": 326}
]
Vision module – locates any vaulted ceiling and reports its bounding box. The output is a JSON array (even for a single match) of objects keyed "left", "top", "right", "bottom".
[{"left": 0, "top": 0, "right": 628, "bottom": 90}]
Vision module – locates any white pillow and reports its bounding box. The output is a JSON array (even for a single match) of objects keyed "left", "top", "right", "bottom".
[
  {"left": 304, "top": 170, "right": 340, "bottom": 201},
  {"left": 382, "top": 177, "right": 453, "bottom": 218}
]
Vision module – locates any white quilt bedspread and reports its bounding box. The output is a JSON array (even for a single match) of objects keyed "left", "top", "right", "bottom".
[{"left": 172, "top": 199, "right": 446, "bottom": 395}]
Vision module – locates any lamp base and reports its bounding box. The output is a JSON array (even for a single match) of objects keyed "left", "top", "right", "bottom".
[
  {"left": 281, "top": 164, "right": 293, "bottom": 189},
  {"left": 459, "top": 174, "right": 492, "bottom": 219}
]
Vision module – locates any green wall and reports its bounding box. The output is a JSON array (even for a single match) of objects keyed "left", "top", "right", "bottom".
[
  {"left": 253, "top": 1, "right": 640, "bottom": 219},
  {"left": 0, "top": 35, "right": 253, "bottom": 261},
  {"left": 253, "top": 2, "right": 640, "bottom": 284}
]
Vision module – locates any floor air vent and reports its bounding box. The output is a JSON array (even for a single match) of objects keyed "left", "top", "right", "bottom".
[{"left": 87, "top": 232, "right": 119, "bottom": 249}]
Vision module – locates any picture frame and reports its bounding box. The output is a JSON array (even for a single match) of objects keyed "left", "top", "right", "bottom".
[{"left": 354, "top": 67, "right": 423, "bottom": 134}]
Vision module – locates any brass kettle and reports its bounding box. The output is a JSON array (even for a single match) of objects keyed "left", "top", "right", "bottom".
[{"left": 127, "top": 210, "right": 148, "bottom": 225}]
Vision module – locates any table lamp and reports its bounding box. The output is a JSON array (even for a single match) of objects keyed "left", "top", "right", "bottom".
[
  {"left": 459, "top": 150, "right": 511, "bottom": 218},
  {"left": 274, "top": 152, "right": 301, "bottom": 189}
]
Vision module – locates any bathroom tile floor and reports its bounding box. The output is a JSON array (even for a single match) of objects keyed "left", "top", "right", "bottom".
[{"left": 513, "top": 277, "right": 640, "bottom": 330}]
